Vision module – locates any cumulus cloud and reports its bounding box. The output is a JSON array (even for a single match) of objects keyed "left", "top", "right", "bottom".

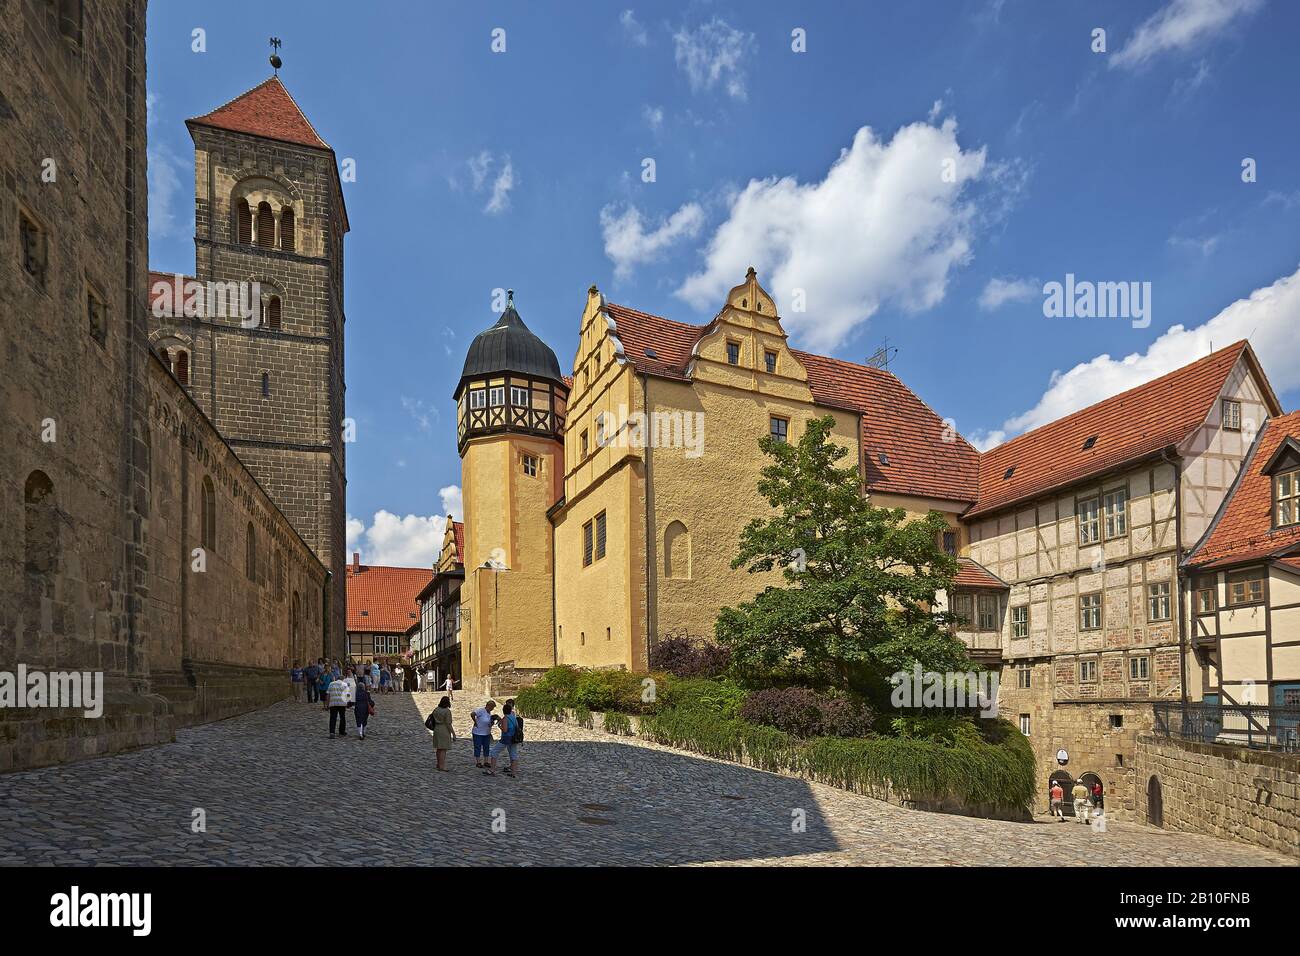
[
  {"left": 620, "top": 9, "right": 648, "bottom": 46},
  {"left": 347, "top": 487, "right": 463, "bottom": 567},
  {"left": 979, "top": 276, "right": 1040, "bottom": 311},
  {"left": 676, "top": 118, "right": 990, "bottom": 352},
  {"left": 1111, "top": 0, "right": 1264, "bottom": 70},
  {"left": 673, "top": 18, "right": 756, "bottom": 100},
  {"left": 601, "top": 201, "right": 705, "bottom": 280},
  {"left": 978, "top": 263, "right": 1300, "bottom": 443}
]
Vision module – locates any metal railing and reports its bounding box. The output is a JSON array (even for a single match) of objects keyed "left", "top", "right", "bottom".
[{"left": 1152, "top": 702, "right": 1300, "bottom": 752}]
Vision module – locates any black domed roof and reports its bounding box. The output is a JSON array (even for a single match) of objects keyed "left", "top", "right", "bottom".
[{"left": 456, "top": 295, "right": 563, "bottom": 397}]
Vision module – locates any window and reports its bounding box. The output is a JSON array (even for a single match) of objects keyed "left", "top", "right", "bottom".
[
  {"left": 977, "top": 594, "right": 998, "bottom": 631},
  {"left": 201, "top": 476, "right": 217, "bottom": 552},
  {"left": 1079, "top": 659, "right": 1098, "bottom": 683},
  {"left": 236, "top": 198, "right": 252, "bottom": 244},
  {"left": 1147, "top": 582, "right": 1171, "bottom": 621},
  {"left": 280, "top": 206, "right": 295, "bottom": 251},
  {"left": 580, "top": 430, "right": 589, "bottom": 457},
  {"left": 1128, "top": 656, "right": 1150, "bottom": 681},
  {"left": 469, "top": 389, "right": 486, "bottom": 410},
  {"left": 1103, "top": 489, "right": 1127, "bottom": 539},
  {"left": 488, "top": 386, "right": 505, "bottom": 407},
  {"left": 1017, "top": 667, "right": 1032, "bottom": 689},
  {"left": 594, "top": 511, "right": 607, "bottom": 561},
  {"left": 606, "top": 627, "right": 612, "bottom": 642},
  {"left": 510, "top": 385, "right": 529, "bottom": 407},
  {"left": 952, "top": 594, "right": 973, "bottom": 627},
  {"left": 1019, "top": 714, "right": 1031, "bottom": 736},
  {"left": 246, "top": 522, "right": 257, "bottom": 582},
  {"left": 770, "top": 416, "right": 788, "bottom": 443},
  {"left": 941, "top": 531, "right": 957, "bottom": 556},
  {"left": 521, "top": 454, "right": 538, "bottom": 478},
  {"left": 1196, "top": 587, "right": 1215, "bottom": 614},
  {"left": 726, "top": 341, "right": 740, "bottom": 365},
  {"left": 1011, "top": 605, "right": 1029, "bottom": 639},
  {"left": 1078, "top": 497, "right": 1100, "bottom": 544},
  {"left": 175, "top": 350, "right": 190, "bottom": 386},
  {"left": 256, "top": 201, "right": 275, "bottom": 248},
  {"left": 1226, "top": 572, "right": 1264, "bottom": 606},
  {"left": 764, "top": 350, "right": 777, "bottom": 373},
  {"left": 265, "top": 295, "right": 282, "bottom": 331},
  {"left": 1222, "top": 399, "right": 1241, "bottom": 431},
  {"left": 86, "top": 287, "right": 106, "bottom": 346},
  {"left": 1276, "top": 469, "right": 1300, "bottom": 528},
  {"left": 19, "top": 210, "right": 47, "bottom": 288},
  {"left": 261, "top": 372, "right": 270, "bottom": 398},
  {"left": 1109, "top": 714, "right": 1124, "bottom": 729},
  {"left": 582, "top": 520, "right": 593, "bottom": 567},
  {"left": 1079, "top": 592, "right": 1102, "bottom": 630}
]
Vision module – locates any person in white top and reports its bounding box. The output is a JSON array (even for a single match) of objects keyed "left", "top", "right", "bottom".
[
  {"left": 343, "top": 669, "right": 357, "bottom": 704},
  {"left": 469, "top": 700, "right": 497, "bottom": 768},
  {"left": 443, "top": 674, "right": 455, "bottom": 701}
]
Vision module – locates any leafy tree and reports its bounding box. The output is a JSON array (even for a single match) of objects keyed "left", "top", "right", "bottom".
[{"left": 715, "top": 415, "right": 971, "bottom": 694}]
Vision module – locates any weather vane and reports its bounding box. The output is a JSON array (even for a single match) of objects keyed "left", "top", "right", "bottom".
[{"left": 269, "top": 37, "right": 282, "bottom": 73}]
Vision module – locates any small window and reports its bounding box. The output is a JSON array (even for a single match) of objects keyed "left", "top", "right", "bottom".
[
  {"left": 1079, "top": 592, "right": 1102, "bottom": 631},
  {"left": 1196, "top": 587, "right": 1215, "bottom": 614},
  {"left": 280, "top": 206, "right": 295, "bottom": 251},
  {"left": 488, "top": 386, "right": 505, "bottom": 407},
  {"left": 770, "top": 417, "right": 788, "bottom": 443},
  {"left": 1079, "top": 659, "right": 1098, "bottom": 683},
  {"left": 19, "top": 210, "right": 47, "bottom": 288},
  {"left": 1011, "top": 605, "right": 1029, "bottom": 639},
  {"left": 1128, "top": 656, "right": 1150, "bottom": 681},
  {"left": 1222, "top": 399, "right": 1241, "bottom": 431},
  {"left": 606, "top": 627, "right": 611, "bottom": 642},
  {"left": 1276, "top": 469, "right": 1300, "bottom": 528},
  {"left": 1017, "top": 667, "right": 1031, "bottom": 689},
  {"left": 942, "top": 530, "right": 957, "bottom": 556},
  {"left": 764, "top": 350, "right": 777, "bottom": 373},
  {"left": 1226, "top": 573, "right": 1264, "bottom": 606},
  {"left": 1109, "top": 714, "right": 1124, "bottom": 729},
  {"left": 1082, "top": 435, "right": 1097, "bottom": 450},
  {"left": 261, "top": 372, "right": 270, "bottom": 398},
  {"left": 582, "top": 520, "right": 593, "bottom": 567},
  {"left": 1078, "top": 497, "right": 1101, "bottom": 545},
  {"left": 952, "top": 594, "right": 973, "bottom": 627},
  {"left": 237, "top": 198, "right": 252, "bottom": 244},
  {"left": 87, "top": 287, "right": 106, "bottom": 346},
  {"left": 580, "top": 430, "right": 589, "bottom": 457},
  {"left": 256, "top": 201, "right": 275, "bottom": 248},
  {"left": 265, "top": 296, "right": 282, "bottom": 331},
  {"left": 977, "top": 594, "right": 998, "bottom": 631},
  {"left": 726, "top": 341, "right": 740, "bottom": 365},
  {"left": 1103, "top": 489, "right": 1127, "bottom": 539},
  {"left": 510, "top": 385, "right": 529, "bottom": 407},
  {"left": 595, "top": 510, "right": 607, "bottom": 561},
  {"left": 1019, "top": 714, "right": 1031, "bottom": 737},
  {"left": 522, "top": 454, "right": 538, "bottom": 478},
  {"left": 1147, "top": 582, "right": 1170, "bottom": 621},
  {"left": 175, "top": 350, "right": 190, "bottom": 386},
  {"left": 469, "top": 389, "right": 486, "bottom": 410}
]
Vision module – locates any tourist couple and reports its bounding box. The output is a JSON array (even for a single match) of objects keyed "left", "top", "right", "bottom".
[{"left": 425, "top": 697, "right": 522, "bottom": 776}]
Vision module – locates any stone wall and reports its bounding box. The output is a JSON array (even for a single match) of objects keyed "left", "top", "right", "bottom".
[{"left": 1134, "top": 733, "right": 1299, "bottom": 859}]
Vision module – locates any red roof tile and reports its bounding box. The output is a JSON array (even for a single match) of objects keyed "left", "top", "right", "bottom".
[
  {"left": 452, "top": 521, "right": 465, "bottom": 563},
  {"left": 1186, "top": 410, "right": 1300, "bottom": 570},
  {"left": 969, "top": 342, "right": 1257, "bottom": 519},
  {"left": 603, "top": 302, "right": 979, "bottom": 503},
  {"left": 345, "top": 563, "right": 431, "bottom": 633},
  {"left": 188, "top": 77, "right": 331, "bottom": 151},
  {"left": 953, "top": 558, "right": 1009, "bottom": 590}
]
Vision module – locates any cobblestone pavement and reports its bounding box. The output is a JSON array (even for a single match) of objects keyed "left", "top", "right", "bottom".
[{"left": 0, "top": 693, "right": 1292, "bottom": 866}]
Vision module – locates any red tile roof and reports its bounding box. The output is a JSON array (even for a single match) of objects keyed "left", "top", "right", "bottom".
[
  {"left": 953, "top": 558, "right": 1009, "bottom": 590},
  {"left": 452, "top": 521, "right": 465, "bottom": 563},
  {"left": 968, "top": 342, "right": 1260, "bottom": 519},
  {"left": 188, "top": 77, "right": 331, "bottom": 151},
  {"left": 345, "top": 563, "right": 431, "bottom": 633},
  {"left": 603, "top": 302, "right": 980, "bottom": 503},
  {"left": 1186, "top": 410, "right": 1300, "bottom": 570},
  {"left": 147, "top": 271, "right": 194, "bottom": 312}
]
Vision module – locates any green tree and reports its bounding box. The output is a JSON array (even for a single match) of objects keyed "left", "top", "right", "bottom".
[{"left": 715, "top": 415, "right": 971, "bottom": 693}]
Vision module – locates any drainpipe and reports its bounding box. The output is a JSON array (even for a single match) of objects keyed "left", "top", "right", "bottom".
[
  {"left": 642, "top": 371, "right": 657, "bottom": 669},
  {"left": 1162, "top": 445, "right": 1188, "bottom": 705}
]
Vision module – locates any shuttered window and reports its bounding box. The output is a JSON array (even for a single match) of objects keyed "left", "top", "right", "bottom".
[
  {"left": 595, "top": 511, "right": 607, "bottom": 560},
  {"left": 266, "top": 296, "right": 282, "bottom": 330},
  {"left": 175, "top": 350, "right": 190, "bottom": 385},
  {"left": 280, "top": 206, "right": 295, "bottom": 251},
  {"left": 237, "top": 199, "right": 252, "bottom": 244},
  {"left": 582, "top": 520, "right": 593, "bottom": 567},
  {"left": 256, "top": 202, "right": 274, "bottom": 248}
]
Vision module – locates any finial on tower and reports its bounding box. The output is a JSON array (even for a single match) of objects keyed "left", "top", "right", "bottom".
[
  {"left": 506, "top": 289, "right": 514, "bottom": 309},
  {"left": 269, "top": 37, "right": 283, "bottom": 73}
]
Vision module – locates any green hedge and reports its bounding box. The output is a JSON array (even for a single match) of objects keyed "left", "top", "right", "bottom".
[{"left": 603, "top": 711, "right": 632, "bottom": 736}]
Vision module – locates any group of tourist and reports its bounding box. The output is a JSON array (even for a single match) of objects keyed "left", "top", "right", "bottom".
[
  {"left": 291, "top": 659, "right": 404, "bottom": 704},
  {"left": 425, "top": 696, "right": 523, "bottom": 777},
  {"left": 1049, "top": 778, "right": 1104, "bottom": 822}
]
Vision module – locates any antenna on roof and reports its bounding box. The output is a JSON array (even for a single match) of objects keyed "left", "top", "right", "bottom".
[
  {"left": 269, "top": 37, "right": 283, "bottom": 73},
  {"left": 865, "top": 337, "right": 897, "bottom": 371}
]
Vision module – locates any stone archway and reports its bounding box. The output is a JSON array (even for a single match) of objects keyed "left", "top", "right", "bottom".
[
  {"left": 1147, "top": 775, "right": 1163, "bottom": 828},
  {"left": 1048, "top": 770, "right": 1075, "bottom": 816}
]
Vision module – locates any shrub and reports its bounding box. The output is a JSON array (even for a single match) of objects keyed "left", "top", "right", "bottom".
[
  {"left": 535, "top": 665, "right": 582, "bottom": 703},
  {"left": 740, "top": 686, "right": 874, "bottom": 738},
  {"left": 603, "top": 710, "right": 633, "bottom": 736},
  {"left": 649, "top": 635, "right": 731, "bottom": 679},
  {"left": 659, "top": 677, "right": 747, "bottom": 719},
  {"left": 889, "top": 715, "right": 984, "bottom": 747},
  {"left": 572, "top": 671, "right": 617, "bottom": 711},
  {"left": 514, "top": 687, "right": 563, "bottom": 721},
  {"left": 573, "top": 704, "right": 594, "bottom": 729}
]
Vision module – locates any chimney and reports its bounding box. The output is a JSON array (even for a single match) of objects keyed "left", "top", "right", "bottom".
[{"left": 352, "top": 552, "right": 360, "bottom": 572}]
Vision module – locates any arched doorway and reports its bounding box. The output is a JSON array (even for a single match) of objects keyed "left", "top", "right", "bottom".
[
  {"left": 1147, "top": 775, "right": 1163, "bottom": 828},
  {"left": 1080, "top": 772, "right": 1104, "bottom": 812},
  {"left": 1048, "top": 770, "right": 1075, "bottom": 816}
]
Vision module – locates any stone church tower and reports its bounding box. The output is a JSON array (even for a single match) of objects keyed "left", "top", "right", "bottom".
[{"left": 148, "top": 76, "right": 348, "bottom": 652}]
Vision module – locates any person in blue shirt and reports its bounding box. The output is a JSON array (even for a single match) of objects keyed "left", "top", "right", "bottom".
[
  {"left": 484, "top": 699, "right": 521, "bottom": 778},
  {"left": 290, "top": 661, "right": 304, "bottom": 703}
]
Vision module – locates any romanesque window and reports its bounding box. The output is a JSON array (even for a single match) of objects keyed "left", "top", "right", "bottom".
[
  {"left": 86, "top": 287, "right": 106, "bottom": 346},
  {"left": 256, "top": 202, "right": 275, "bottom": 248},
  {"left": 19, "top": 210, "right": 48, "bottom": 288},
  {"left": 1222, "top": 399, "right": 1241, "bottom": 431},
  {"left": 1147, "top": 582, "right": 1171, "bottom": 621},
  {"left": 236, "top": 198, "right": 252, "bottom": 244},
  {"left": 1077, "top": 497, "right": 1101, "bottom": 545},
  {"left": 770, "top": 416, "right": 788, "bottom": 443},
  {"left": 1103, "top": 489, "right": 1127, "bottom": 538},
  {"left": 265, "top": 295, "right": 282, "bottom": 331},
  {"left": 1276, "top": 469, "right": 1299, "bottom": 527},
  {"left": 175, "top": 350, "right": 190, "bottom": 385},
  {"left": 24, "top": 471, "right": 58, "bottom": 577},
  {"left": 280, "top": 207, "right": 295, "bottom": 251},
  {"left": 664, "top": 520, "right": 691, "bottom": 579},
  {"left": 1128, "top": 656, "right": 1150, "bottom": 681},
  {"left": 1079, "top": 592, "right": 1102, "bottom": 630},
  {"left": 1011, "top": 605, "right": 1029, "bottom": 638},
  {"left": 246, "top": 522, "right": 257, "bottom": 582},
  {"left": 201, "top": 476, "right": 217, "bottom": 552}
]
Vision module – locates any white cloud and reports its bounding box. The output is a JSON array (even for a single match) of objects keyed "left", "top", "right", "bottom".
[
  {"left": 347, "top": 487, "right": 463, "bottom": 567},
  {"left": 676, "top": 118, "right": 990, "bottom": 352},
  {"left": 979, "top": 276, "right": 1040, "bottom": 311},
  {"left": 1111, "top": 0, "right": 1264, "bottom": 70},
  {"left": 600, "top": 201, "right": 705, "bottom": 280},
  {"left": 620, "top": 9, "right": 648, "bottom": 46},
  {"left": 146, "top": 92, "right": 185, "bottom": 242},
  {"left": 400, "top": 395, "right": 438, "bottom": 432},
  {"left": 642, "top": 104, "right": 665, "bottom": 132},
  {"left": 981, "top": 263, "right": 1300, "bottom": 442},
  {"left": 466, "top": 151, "right": 515, "bottom": 214},
  {"left": 468, "top": 150, "right": 493, "bottom": 191},
  {"left": 673, "top": 18, "right": 756, "bottom": 100},
  {"left": 485, "top": 158, "right": 514, "bottom": 215},
  {"left": 928, "top": 98, "right": 945, "bottom": 122},
  {"left": 1168, "top": 233, "right": 1221, "bottom": 257}
]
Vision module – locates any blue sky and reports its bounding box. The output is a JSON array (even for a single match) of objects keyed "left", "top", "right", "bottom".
[{"left": 145, "top": 0, "right": 1300, "bottom": 566}]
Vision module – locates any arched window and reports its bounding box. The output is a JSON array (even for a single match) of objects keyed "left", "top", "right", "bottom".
[
  {"left": 24, "top": 471, "right": 58, "bottom": 577},
  {"left": 246, "top": 522, "right": 257, "bottom": 581},
  {"left": 664, "top": 520, "right": 691, "bottom": 580},
  {"left": 261, "top": 372, "right": 270, "bottom": 398},
  {"left": 280, "top": 206, "right": 295, "bottom": 251},
  {"left": 236, "top": 198, "right": 252, "bottom": 244},
  {"left": 201, "top": 475, "right": 217, "bottom": 552},
  {"left": 175, "top": 349, "right": 190, "bottom": 385},
  {"left": 256, "top": 201, "right": 274, "bottom": 248},
  {"left": 265, "top": 295, "right": 281, "bottom": 330}
]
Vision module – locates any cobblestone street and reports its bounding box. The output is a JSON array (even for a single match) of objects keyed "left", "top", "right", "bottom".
[{"left": 0, "top": 694, "right": 1292, "bottom": 867}]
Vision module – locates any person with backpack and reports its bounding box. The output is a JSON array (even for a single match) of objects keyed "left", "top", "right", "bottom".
[
  {"left": 427, "top": 696, "right": 455, "bottom": 771},
  {"left": 484, "top": 699, "right": 522, "bottom": 778}
]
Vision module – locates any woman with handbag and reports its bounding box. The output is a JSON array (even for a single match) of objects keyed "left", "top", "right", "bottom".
[
  {"left": 430, "top": 696, "right": 455, "bottom": 771},
  {"left": 354, "top": 680, "right": 374, "bottom": 740}
]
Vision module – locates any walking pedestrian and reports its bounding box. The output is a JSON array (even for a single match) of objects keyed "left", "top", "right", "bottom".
[
  {"left": 484, "top": 699, "right": 521, "bottom": 778},
  {"left": 304, "top": 660, "right": 320, "bottom": 704},
  {"left": 317, "top": 667, "right": 332, "bottom": 711},
  {"left": 354, "top": 679, "right": 373, "bottom": 740},
  {"left": 1049, "top": 780, "right": 1064, "bottom": 820},
  {"left": 290, "top": 661, "right": 305, "bottom": 702},
  {"left": 470, "top": 700, "right": 497, "bottom": 769},
  {"left": 328, "top": 672, "right": 351, "bottom": 738},
  {"left": 370, "top": 660, "right": 380, "bottom": 690},
  {"left": 394, "top": 664, "right": 404, "bottom": 692},
  {"left": 430, "top": 696, "right": 455, "bottom": 771},
  {"left": 1071, "top": 779, "right": 1090, "bottom": 823},
  {"left": 1091, "top": 779, "right": 1104, "bottom": 811},
  {"left": 380, "top": 666, "right": 391, "bottom": 694},
  {"left": 443, "top": 674, "right": 455, "bottom": 701}
]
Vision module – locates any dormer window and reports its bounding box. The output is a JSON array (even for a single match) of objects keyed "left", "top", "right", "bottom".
[
  {"left": 1223, "top": 400, "right": 1241, "bottom": 431},
  {"left": 1277, "top": 469, "right": 1300, "bottom": 527},
  {"left": 1003, "top": 466, "right": 1015, "bottom": 480},
  {"left": 727, "top": 342, "right": 740, "bottom": 365},
  {"left": 878, "top": 452, "right": 889, "bottom": 466},
  {"left": 1082, "top": 435, "right": 1097, "bottom": 450}
]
